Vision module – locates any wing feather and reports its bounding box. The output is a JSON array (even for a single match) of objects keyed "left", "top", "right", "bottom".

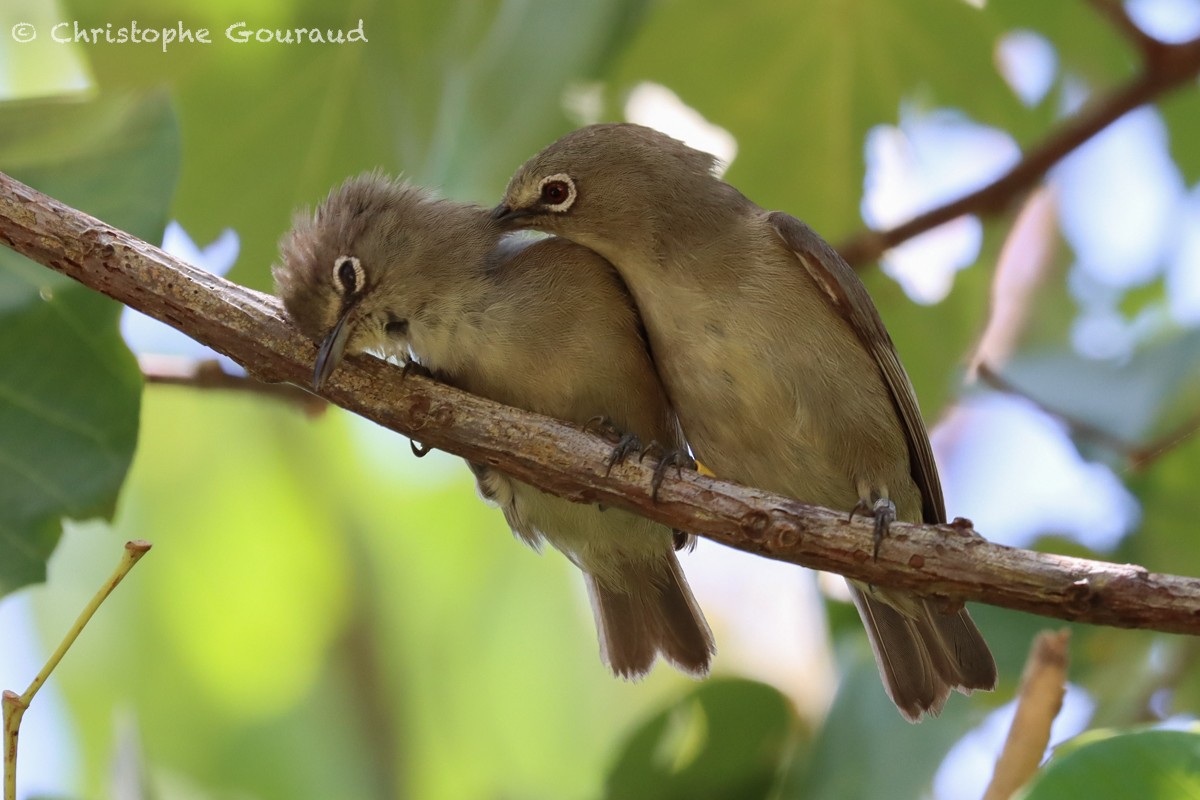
[{"left": 767, "top": 211, "right": 945, "bottom": 524}]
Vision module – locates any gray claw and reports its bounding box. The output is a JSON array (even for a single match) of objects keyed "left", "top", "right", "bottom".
[{"left": 605, "top": 432, "right": 644, "bottom": 476}]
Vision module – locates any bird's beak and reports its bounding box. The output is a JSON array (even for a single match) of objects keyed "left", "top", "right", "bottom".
[
  {"left": 490, "top": 203, "right": 529, "bottom": 224},
  {"left": 313, "top": 306, "right": 354, "bottom": 391}
]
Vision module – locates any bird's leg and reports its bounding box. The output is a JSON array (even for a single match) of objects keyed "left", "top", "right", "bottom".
[
  {"left": 400, "top": 355, "right": 432, "bottom": 380},
  {"left": 849, "top": 483, "right": 895, "bottom": 560},
  {"left": 402, "top": 356, "right": 434, "bottom": 456},
  {"left": 639, "top": 443, "right": 697, "bottom": 501},
  {"left": 604, "top": 432, "right": 645, "bottom": 475},
  {"left": 870, "top": 498, "right": 896, "bottom": 560},
  {"left": 582, "top": 416, "right": 645, "bottom": 476}
]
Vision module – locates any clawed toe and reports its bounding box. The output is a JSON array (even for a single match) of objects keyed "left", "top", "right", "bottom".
[
  {"left": 872, "top": 498, "right": 895, "bottom": 560},
  {"left": 644, "top": 446, "right": 697, "bottom": 501},
  {"left": 400, "top": 357, "right": 432, "bottom": 380},
  {"left": 604, "top": 432, "right": 644, "bottom": 475},
  {"left": 849, "top": 496, "right": 896, "bottom": 560}
]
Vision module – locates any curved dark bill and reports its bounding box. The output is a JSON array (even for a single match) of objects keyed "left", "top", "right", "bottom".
[
  {"left": 490, "top": 203, "right": 528, "bottom": 223},
  {"left": 313, "top": 308, "right": 354, "bottom": 391}
]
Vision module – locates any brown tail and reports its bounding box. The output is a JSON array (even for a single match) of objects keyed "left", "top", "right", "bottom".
[
  {"left": 850, "top": 583, "right": 996, "bottom": 722},
  {"left": 585, "top": 551, "right": 715, "bottom": 679}
]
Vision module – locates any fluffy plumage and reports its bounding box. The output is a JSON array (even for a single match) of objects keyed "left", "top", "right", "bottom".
[{"left": 275, "top": 173, "right": 714, "bottom": 678}]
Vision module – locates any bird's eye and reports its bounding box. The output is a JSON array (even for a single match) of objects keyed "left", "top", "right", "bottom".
[
  {"left": 385, "top": 317, "right": 409, "bottom": 338},
  {"left": 541, "top": 181, "right": 568, "bottom": 203},
  {"left": 333, "top": 256, "right": 364, "bottom": 297},
  {"left": 537, "top": 174, "right": 576, "bottom": 212}
]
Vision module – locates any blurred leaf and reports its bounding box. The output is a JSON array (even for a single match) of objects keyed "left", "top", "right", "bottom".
[
  {"left": 781, "top": 647, "right": 979, "bottom": 800},
  {"left": 1128, "top": 436, "right": 1200, "bottom": 585},
  {"left": 1022, "top": 728, "right": 1200, "bottom": 799},
  {"left": 604, "top": 678, "right": 793, "bottom": 800},
  {"left": 1000, "top": 330, "right": 1200, "bottom": 446},
  {"left": 0, "top": 0, "right": 94, "bottom": 100},
  {"left": 42, "top": 392, "right": 692, "bottom": 799},
  {"left": 0, "top": 92, "right": 177, "bottom": 596},
  {"left": 1161, "top": 88, "right": 1200, "bottom": 184}
]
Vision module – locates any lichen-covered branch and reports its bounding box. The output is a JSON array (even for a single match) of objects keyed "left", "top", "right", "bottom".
[{"left": 3, "top": 171, "right": 1200, "bottom": 635}]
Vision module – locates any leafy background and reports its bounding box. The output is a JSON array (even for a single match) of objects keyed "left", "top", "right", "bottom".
[{"left": 1, "top": 0, "right": 1200, "bottom": 798}]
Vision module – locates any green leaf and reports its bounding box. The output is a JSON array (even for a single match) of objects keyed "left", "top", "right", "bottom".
[
  {"left": 0, "top": 92, "right": 179, "bottom": 595},
  {"left": 781, "top": 648, "right": 980, "bottom": 800},
  {"left": 1022, "top": 728, "right": 1200, "bottom": 799},
  {"left": 604, "top": 678, "right": 793, "bottom": 800}
]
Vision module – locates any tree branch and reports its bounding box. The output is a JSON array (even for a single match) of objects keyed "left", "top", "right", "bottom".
[
  {"left": 3, "top": 171, "right": 1200, "bottom": 634},
  {"left": 138, "top": 354, "right": 328, "bottom": 416},
  {"left": 837, "top": 21, "right": 1200, "bottom": 267}
]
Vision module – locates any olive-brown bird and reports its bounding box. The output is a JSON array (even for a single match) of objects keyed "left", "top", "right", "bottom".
[
  {"left": 493, "top": 124, "right": 995, "bottom": 720},
  {"left": 274, "top": 173, "right": 714, "bottom": 678}
]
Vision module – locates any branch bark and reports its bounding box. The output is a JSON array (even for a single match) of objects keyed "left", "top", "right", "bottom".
[
  {"left": 3, "top": 171, "right": 1200, "bottom": 635},
  {"left": 836, "top": 21, "right": 1200, "bottom": 267}
]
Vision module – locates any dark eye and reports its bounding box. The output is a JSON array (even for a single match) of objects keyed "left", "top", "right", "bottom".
[
  {"left": 333, "top": 256, "right": 364, "bottom": 297},
  {"left": 537, "top": 173, "right": 576, "bottom": 211},
  {"left": 386, "top": 317, "right": 409, "bottom": 337},
  {"left": 541, "top": 181, "right": 569, "bottom": 203}
]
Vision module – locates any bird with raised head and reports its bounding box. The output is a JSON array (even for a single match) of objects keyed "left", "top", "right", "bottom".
[
  {"left": 492, "top": 124, "right": 995, "bottom": 721},
  {"left": 274, "top": 173, "right": 714, "bottom": 679}
]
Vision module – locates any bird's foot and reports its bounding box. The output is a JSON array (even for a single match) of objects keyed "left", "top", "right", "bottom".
[
  {"left": 849, "top": 497, "right": 896, "bottom": 560},
  {"left": 401, "top": 359, "right": 434, "bottom": 456},
  {"left": 400, "top": 356, "right": 432, "bottom": 380},
  {"left": 604, "top": 432, "right": 645, "bottom": 476},
  {"left": 639, "top": 444, "right": 697, "bottom": 501}
]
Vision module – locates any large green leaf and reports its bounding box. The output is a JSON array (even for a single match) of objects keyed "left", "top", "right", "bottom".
[
  {"left": 0, "top": 93, "right": 178, "bottom": 594},
  {"left": 1022, "top": 728, "right": 1200, "bottom": 799},
  {"left": 603, "top": 678, "right": 794, "bottom": 800}
]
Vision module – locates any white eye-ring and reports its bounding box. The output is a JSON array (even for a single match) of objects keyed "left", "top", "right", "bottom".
[
  {"left": 333, "top": 255, "right": 364, "bottom": 297},
  {"left": 537, "top": 173, "right": 577, "bottom": 213}
]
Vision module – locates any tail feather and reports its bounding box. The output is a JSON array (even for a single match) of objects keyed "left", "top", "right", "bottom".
[
  {"left": 586, "top": 551, "right": 714, "bottom": 679},
  {"left": 850, "top": 583, "right": 996, "bottom": 722}
]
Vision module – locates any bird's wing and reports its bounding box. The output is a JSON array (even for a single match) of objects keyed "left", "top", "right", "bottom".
[{"left": 767, "top": 211, "right": 945, "bottom": 524}]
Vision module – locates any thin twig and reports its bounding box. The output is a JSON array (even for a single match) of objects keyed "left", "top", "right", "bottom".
[
  {"left": 976, "top": 363, "right": 1200, "bottom": 471},
  {"left": 837, "top": 19, "right": 1200, "bottom": 267},
  {"left": 1130, "top": 409, "right": 1200, "bottom": 470},
  {"left": 139, "top": 354, "right": 327, "bottom": 416},
  {"left": 1085, "top": 0, "right": 1161, "bottom": 59},
  {"left": 4, "top": 173, "right": 1200, "bottom": 635},
  {"left": 3, "top": 541, "right": 151, "bottom": 800}
]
